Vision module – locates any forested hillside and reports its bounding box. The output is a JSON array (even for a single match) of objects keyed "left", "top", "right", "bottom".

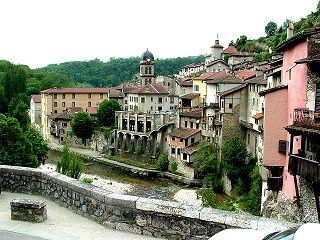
[{"left": 37, "top": 55, "right": 205, "bottom": 87}]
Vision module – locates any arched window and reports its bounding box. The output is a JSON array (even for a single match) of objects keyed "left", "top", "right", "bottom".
[{"left": 145, "top": 67, "right": 148, "bottom": 74}]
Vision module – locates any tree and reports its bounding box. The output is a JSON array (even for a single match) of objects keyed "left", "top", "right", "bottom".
[
  {"left": 222, "top": 137, "right": 254, "bottom": 193},
  {"left": 25, "top": 126, "right": 48, "bottom": 164},
  {"left": 56, "top": 145, "right": 82, "bottom": 179},
  {"left": 0, "top": 114, "right": 46, "bottom": 168},
  {"left": 97, "top": 99, "right": 121, "bottom": 127},
  {"left": 70, "top": 112, "right": 95, "bottom": 144},
  {"left": 9, "top": 94, "right": 30, "bottom": 128},
  {"left": 265, "top": 21, "right": 278, "bottom": 37},
  {"left": 194, "top": 140, "right": 222, "bottom": 191}
]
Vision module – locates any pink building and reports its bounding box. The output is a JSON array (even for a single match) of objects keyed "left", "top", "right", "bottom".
[{"left": 262, "top": 27, "right": 320, "bottom": 222}]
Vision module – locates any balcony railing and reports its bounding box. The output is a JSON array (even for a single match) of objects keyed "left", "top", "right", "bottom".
[
  {"left": 293, "top": 108, "right": 320, "bottom": 129},
  {"left": 267, "top": 176, "right": 283, "bottom": 191},
  {"left": 289, "top": 154, "right": 320, "bottom": 182}
]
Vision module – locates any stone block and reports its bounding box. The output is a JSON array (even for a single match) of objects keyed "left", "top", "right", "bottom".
[
  {"left": 200, "top": 207, "right": 228, "bottom": 224},
  {"left": 105, "top": 193, "right": 138, "bottom": 208},
  {"left": 11, "top": 198, "right": 47, "bottom": 223},
  {"left": 224, "top": 211, "right": 259, "bottom": 229}
]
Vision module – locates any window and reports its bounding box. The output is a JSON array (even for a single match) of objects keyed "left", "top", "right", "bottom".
[
  {"left": 158, "top": 97, "right": 162, "bottom": 103},
  {"left": 151, "top": 106, "right": 153, "bottom": 110},
  {"left": 194, "top": 85, "right": 199, "bottom": 92},
  {"left": 62, "top": 94, "right": 65, "bottom": 99},
  {"left": 196, "top": 123, "right": 199, "bottom": 129},
  {"left": 72, "top": 93, "right": 75, "bottom": 99},
  {"left": 171, "top": 148, "right": 176, "bottom": 154},
  {"left": 170, "top": 97, "right": 174, "bottom": 104},
  {"left": 54, "top": 94, "right": 57, "bottom": 99},
  {"left": 141, "top": 97, "right": 145, "bottom": 103},
  {"left": 100, "top": 94, "right": 103, "bottom": 99},
  {"left": 151, "top": 97, "right": 153, "bottom": 102},
  {"left": 158, "top": 106, "right": 162, "bottom": 111},
  {"left": 62, "top": 102, "right": 65, "bottom": 107},
  {"left": 177, "top": 148, "right": 180, "bottom": 155},
  {"left": 229, "top": 103, "right": 233, "bottom": 109},
  {"left": 125, "top": 100, "right": 128, "bottom": 104},
  {"left": 278, "top": 140, "right": 287, "bottom": 154},
  {"left": 190, "top": 122, "right": 193, "bottom": 128},
  {"left": 252, "top": 98, "right": 255, "bottom": 106},
  {"left": 288, "top": 69, "right": 292, "bottom": 81},
  {"left": 185, "top": 121, "right": 188, "bottom": 128},
  {"left": 183, "top": 153, "right": 187, "bottom": 160},
  {"left": 247, "top": 133, "right": 250, "bottom": 144},
  {"left": 172, "top": 137, "right": 175, "bottom": 141},
  {"left": 255, "top": 119, "right": 258, "bottom": 125},
  {"left": 88, "top": 94, "right": 91, "bottom": 99},
  {"left": 72, "top": 102, "right": 75, "bottom": 107},
  {"left": 180, "top": 139, "right": 183, "bottom": 142},
  {"left": 88, "top": 102, "right": 91, "bottom": 107},
  {"left": 54, "top": 102, "right": 57, "bottom": 107},
  {"left": 191, "top": 138, "right": 195, "bottom": 144},
  {"left": 54, "top": 110, "right": 57, "bottom": 113}
]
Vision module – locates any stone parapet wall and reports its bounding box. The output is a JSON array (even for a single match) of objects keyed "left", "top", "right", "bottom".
[{"left": 0, "top": 165, "right": 296, "bottom": 239}]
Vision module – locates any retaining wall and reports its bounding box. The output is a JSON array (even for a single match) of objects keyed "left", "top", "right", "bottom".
[{"left": 0, "top": 165, "right": 296, "bottom": 239}]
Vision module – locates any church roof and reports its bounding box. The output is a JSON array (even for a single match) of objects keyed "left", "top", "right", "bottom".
[{"left": 141, "top": 49, "right": 154, "bottom": 61}]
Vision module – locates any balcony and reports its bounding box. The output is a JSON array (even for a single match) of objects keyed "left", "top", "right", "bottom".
[
  {"left": 267, "top": 176, "right": 283, "bottom": 191},
  {"left": 293, "top": 108, "right": 320, "bottom": 130},
  {"left": 289, "top": 154, "right": 320, "bottom": 183}
]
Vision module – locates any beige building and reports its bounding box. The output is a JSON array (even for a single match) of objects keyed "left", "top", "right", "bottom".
[{"left": 40, "top": 88, "right": 113, "bottom": 140}]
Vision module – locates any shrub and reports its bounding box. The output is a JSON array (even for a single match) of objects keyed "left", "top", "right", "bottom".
[
  {"left": 56, "top": 145, "right": 83, "bottom": 179},
  {"left": 198, "top": 188, "right": 216, "bottom": 207},
  {"left": 156, "top": 153, "right": 169, "bottom": 171},
  {"left": 171, "top": 161, "right": 178, "bottom": 173},
  {"left": 82, "top": 178, "right": 93, "bottom": 184}
]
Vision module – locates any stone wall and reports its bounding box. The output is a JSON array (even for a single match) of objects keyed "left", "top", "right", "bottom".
[
  {"left": 0, "top": 165, "right": 296, "bottom": 239},
  {"left": 65, "top": 130, "right": 106, "bottom": 152}
]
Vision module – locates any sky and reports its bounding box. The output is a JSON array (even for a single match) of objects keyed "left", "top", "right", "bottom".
[{"left": 0, "top": 0, "right": 318, "bottom": 69}]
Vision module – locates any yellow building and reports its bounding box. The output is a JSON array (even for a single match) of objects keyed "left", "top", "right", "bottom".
[
  {"left": 192, "top": 72, "right": 213, "bottom": 104},
  {"left": 40, "top": 88, "right": 114, "bottom": 140}
]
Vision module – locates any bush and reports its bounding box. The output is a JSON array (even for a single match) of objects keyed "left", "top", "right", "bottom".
[
  {"left": 171, "top": 161, "right": 178, "bottom": 173},
  {"left": 56, "top": 145, "right": 83, "bottom": 179},
  {"left": 156, "top": 153, "right": 169, "bottom": 171},
  {"left": 82, "top": 178, "right": 93, "bottom": 184},
  {"left": 203, "top": 175, "right": 223, "bottom": 193},
  {"left": 198, "top": 188, "right": 216, "bottom": 207}
]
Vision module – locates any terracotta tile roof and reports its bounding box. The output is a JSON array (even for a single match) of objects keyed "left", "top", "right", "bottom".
[
  {"left": 194, "top": 72, "right": 216, "bottom": 81},
  {"left": 86, "top": 107, "right": 98, "bottom": 115},
  {"left": 223, "top": 46, "right": 239, "bottom": 55},
  {"left": 31, "top": 95, "right": 41, "bottom": 103},
  {"left": 170, "top": 128, "right": 200, "bottom": 139},
  {"left": 52, "top": 107, "right": 83, "bottom": 120},
  {"left": 182, "top": 143, "right": 199, "bottom": 155},
  {"left": 178, "top": 78, "right": 193, "bottom": 86},
  {"left": 41, "top": 88, "right": 112, "bottom": 94},
  {"left": 220, "top": 83, "right": 247, "bottom": 97},
  {"left": 235, "top": 69, "right": 257, "bottom": 80},
  {"left": 245, "top": 75, "right": 266, "bottom": 84},
  {"left": 109, "top": 89, "right": 125, "bottom": 98},
  {"left": 205, "top": 71, "right": 243, "bottom": 84},
  {"left": 252, "top": 113, "right": 264, "bottom": 120},
  {"left": 180, "top": 93, "right": 200, "bottom": 100},
  {"left": 129, "top": 83, "right": 169, "bottom": 95},
  {"left": 180, "top": 109, "right": 202, "bottom": 118},
  {"left": 206, "top": 59, "right": 228, "bottom": 68}
]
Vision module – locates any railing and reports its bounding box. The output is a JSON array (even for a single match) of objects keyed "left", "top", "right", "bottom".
[
  {"left": 289, "top": 154, "right": 320, "bottom": 182},
  {"left": 293, "top": 108, "right": 320, "bottom": 128},
  {"left": 267, "top": 176, "right": 283, "bottom": 191}
]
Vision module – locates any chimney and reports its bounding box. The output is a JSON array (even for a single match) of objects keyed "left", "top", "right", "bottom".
[{"left": 287, "top": 22, "right": 294, "bottom": 40}]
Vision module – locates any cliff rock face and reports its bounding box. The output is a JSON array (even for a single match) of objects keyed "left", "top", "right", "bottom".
[{"left": 262, "top": 178, "right": 318, "bottom": 223}]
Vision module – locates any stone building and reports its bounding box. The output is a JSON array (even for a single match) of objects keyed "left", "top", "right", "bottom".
[
  {"left": 175, "top": 78, "right": 193, "bottom": 97},
  {"left": 140, "top": 49, "right": 155, "bottom": 85},
  {"left": 30, "top": 95, "right": 41, "bottom": 128},
  {"left": 206, "top": 60, "right": 229, "bottom": 73}
]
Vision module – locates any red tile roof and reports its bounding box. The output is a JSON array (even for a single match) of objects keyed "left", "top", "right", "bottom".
[
  {"left": 223, "top": 46, "right": 239, "bottom": 55},
  {"left": 205, "top": 71, "right": 243, "bottom": 84},
  {"left": 170, "top": 128, "right": 200, "bottom": 139},
  {"left": 31, "top": 95, "right": 41, "bottom": 103},
  {"left": 86, "top": 107, "right": 98, "bottom": 115},
  {"left": 129, "top": 83, "right": 169, "bottom": 95},
  {"left": 41, "top": 88, "right": 112, "bottom": 94},
  {"left": 180, "top": 93, "right": 200, "bottom": 100},
  {"left": 206, "top": 59, "right": 228, "bottom": 68},
  {"left": 235, "top": 69, "right": 257, "bottom": 80},
  {"left": 179, "top": 78, "right": 193, "bottom": 86},
  {"left": 182, "top": 143, "right": 199, "bottom": 154},
  {"left": 180, "top": 109, "right": 202, "bottom": 118},
  {"left": 252, "top": 113, "right": 264, "bottom": 120},
  {"left": 220, "top": 84, "right": 247, "bottom": 97}
]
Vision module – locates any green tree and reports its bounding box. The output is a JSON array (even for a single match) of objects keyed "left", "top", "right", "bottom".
[
  {"left": 194, "top": 140, "right": 222, "bottom": 192},
  {"left": 56, "top": 145, "right": 82, "bottom": 179},
  {"left": 265, "top": 21, "right": 278, "bottom": 37},
  {"left": 97, "top": 99, "right": 121, "bottom": 127},
  {"left": 0, "top": 114, "right": 42, "bottom": 168},
  {"left": 222, "top": 137, "right": 254, "bottom": 193},
  {"left": 9, "top": 94, "right": 30, "bottom": 128},
  {"left": 70, "top": 112, "right": 95, "bottom": 144},
  {"left": 25, "top": 126, "right": 48, "bottom": 164},
  {"left": 156, "top": 153, "right": 169, "bottom": 171}
]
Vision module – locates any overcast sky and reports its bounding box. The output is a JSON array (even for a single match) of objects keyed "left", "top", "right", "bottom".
[{"left": 0, "top": 0, "right": 318, "bottom": 68}]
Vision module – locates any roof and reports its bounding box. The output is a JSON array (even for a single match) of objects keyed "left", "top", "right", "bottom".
[
  {"left": 182, "top": 143, "right": 199, "bottom": 155},
  {"left": 128, "top": 83, "right": 169, "bottom": 95},
  {"left": 245, "top": 75, "right": 267, "bottom": 85},
  {"left": 276, "top": 27, "right": 320, "bottom": 52},
  {"left": 220, "top": 83, "right": 247, "bottom": 97},
  {"left": 235, "top": 69, "right": 257, "bottom": 80},
  {"left": 181, "top": 62, "right": 205, "bottom": 69},
  {"left": 252, "top": 113, "right": 264, "bottom": 120},
  {"left": 141, "top": 49, "right": 154, "bottom": 61},
  {"left": 170, "top": 128, "right": 201, "bottom": 139},
  {"left": 178, "top": 78, "right": 193, "bottom": 86},
  {"left": 109, "top": 89, "right": 125, "bottom": 98},
  {"left": 222, "top": 45, "right": 239, "bottom": 55},
  {"left": 205, "top": 71, "right": 243, "bottom": 84},
  {"left": 41, "top": 88, "right": 112, "bottom": 94},
  {"left": 86, "top": 107, "right": 98, "bottom": 115},
  {"left": 206, "top": 59, "right": 229, "bottom": 68},
  {"left": 31, "top": 95, "right": 41, "bottom": 103},
  {"left": 52, "top": 107, "right": 83, "bottom": 120},
  {"left": 259, "top": 84, "right": 288, "bottom": 96},
  {"left": 180, "top": 109, "right": 202, "bottom": 118},
  {"left": 295, "top": 55, "right": 320, "bottom": 64},
  {"left": 180, "top": 93, "right": 200, "bottom": 100}
]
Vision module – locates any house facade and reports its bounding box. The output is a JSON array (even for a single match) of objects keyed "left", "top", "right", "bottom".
[{"left": 30, "top": 95, "right": 41, "bottom": 128}]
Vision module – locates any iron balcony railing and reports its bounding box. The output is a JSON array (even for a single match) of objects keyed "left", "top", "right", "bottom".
[
  {"left": 289, "top": 154, "right": 320, "bottom": 182},
  {"left": 293, "top": 108, "right": 320, "bottom": 128}
]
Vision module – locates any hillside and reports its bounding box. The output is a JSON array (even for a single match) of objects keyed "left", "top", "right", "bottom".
[{"left": 37, "top": 55, "right": 205, "bottom": 87}]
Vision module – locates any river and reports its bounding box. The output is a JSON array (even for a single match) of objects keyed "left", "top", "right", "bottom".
[{"left": 44, "top": 150, "right": 202, "bottom": 205}]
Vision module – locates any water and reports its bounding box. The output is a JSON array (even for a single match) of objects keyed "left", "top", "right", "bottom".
[{"left": 46, "top": 150, "right": 189, "bottom": 201}]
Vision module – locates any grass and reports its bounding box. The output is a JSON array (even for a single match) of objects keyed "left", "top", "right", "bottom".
[{"left": 108, "top": 155, "right": 156, "bottom": 170}]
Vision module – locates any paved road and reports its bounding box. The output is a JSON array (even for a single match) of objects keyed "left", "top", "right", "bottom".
[{"left": 0, "top": 192, "right": 162, "bottom": 240}]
